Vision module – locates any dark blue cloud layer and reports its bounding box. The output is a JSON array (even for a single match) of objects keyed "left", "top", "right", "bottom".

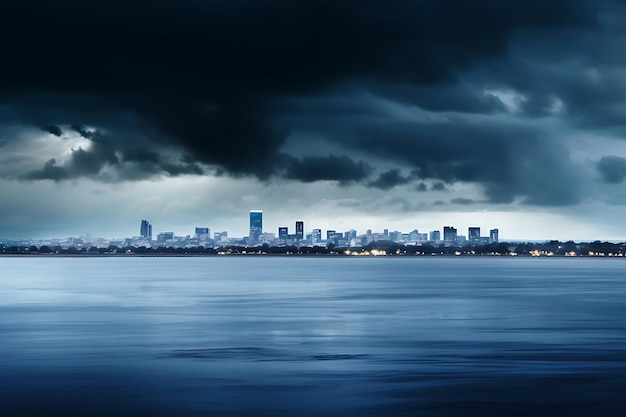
[{"left": 1, "top": 0, "right": 624, "bottom": 206}]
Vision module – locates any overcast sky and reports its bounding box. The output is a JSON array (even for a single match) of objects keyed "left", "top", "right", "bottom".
[{"left": 3, "top": 0, "right": 626, "bottom": 241}]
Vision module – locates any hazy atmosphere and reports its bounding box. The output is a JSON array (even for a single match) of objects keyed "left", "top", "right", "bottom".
[{"left": 3, "top": 0, "right": 626, "bottom": 240}]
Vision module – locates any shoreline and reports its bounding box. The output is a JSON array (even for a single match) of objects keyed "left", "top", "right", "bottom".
[{"left": 0, "top": 252, "right": 622, "bottom": 258}]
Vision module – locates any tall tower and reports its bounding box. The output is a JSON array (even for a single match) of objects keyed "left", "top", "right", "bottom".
[
  {"left": 468, "top": 227, "right": 480, "bottom": 244},
  {"left": 295, "top": 221, "right": 304, "bottom": 241},
  {"left": 443, "top": 226, "right": 457, "bottom": 242},
  {"left": 140, "top": 220, "right": 152, "bottom": 239},
  {"left": 490, "top": 228, "right": 499, "bottom": 244},
  {"left": 312, "top": 229, "right": 322, "bottom": 245},
  {"left": 249, "top": 210, "right": 263, "bottom": 244}
]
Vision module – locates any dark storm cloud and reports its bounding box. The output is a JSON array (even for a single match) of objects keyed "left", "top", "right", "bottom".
[
  {"left": 19, "top": 133, "right": 204, "bottom": 182},
  {"left": 41, "top": 125, "right": 62, "bottom": 137},
  {"left": 120, "top": 148, "right": 205, "bottom": 179},
  {"left": 21, "top": 142, "right": 119, "bottom": 181},
  {"left": 20, "top": 159, "right": 67, "bottom": 181},
  {"left": 468, "top": 1, "right": 626, "bottom": 130},
  {"left": 415, "top": 182, "right": 428, "bottom": 192},
  {"left": 375, "top": 83, "right": 508, "bottom": 114},
  {"left": 597, "top": 156, "right": 626, "bottom": 183},
  {"left": 283, "top": 102, "right": 584, "bottom": 205},
  {"left": 431, "top": 182, "right": 447, "bottom": 192},
  {"left": 280, "top": 154, "right": 372, "bottom": 184},
  {"left": 0, "top": 0, "right": 618, "bottom": 203},
  {"left": 70, "top": 124, "right": 102, "bottom": 142},
  {"left": 368, "top": 169, "right": 414, "bottom": 190}
]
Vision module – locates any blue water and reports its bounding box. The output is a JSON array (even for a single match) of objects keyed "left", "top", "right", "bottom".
[{"left": 1, "top": 257, "right": 625, "bottom": 416}]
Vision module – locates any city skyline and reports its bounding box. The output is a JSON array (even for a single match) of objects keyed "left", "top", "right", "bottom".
[
  {"left": 0, "top": 203, "right": 619, "bottom": 242},
  {"left": 3, "top": 2, "right": 626, "bottom": 241},
  {"left": 0, "top": 207, "right": 617, "bottom": 243},
  {"left": 5, "top": 214, "right": 504, "bottom": 245}
]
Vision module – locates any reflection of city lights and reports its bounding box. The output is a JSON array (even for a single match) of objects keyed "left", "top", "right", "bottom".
[
  {"left": 344, "top": 249, "right": 387, "bottom": 256},
  {"left": 530, "top": 250, "right": 554, "bottom": 257}
]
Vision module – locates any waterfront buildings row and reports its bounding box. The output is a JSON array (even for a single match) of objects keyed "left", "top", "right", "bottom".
[
  {"left": 134, "top": 212, "right": 500, "bottom": 248},
  {"left": 0, "top": 212, "right": 499, "bottom": 250},
  {"left": 245, "top": 210, "right": 498, "bottom": 247}
]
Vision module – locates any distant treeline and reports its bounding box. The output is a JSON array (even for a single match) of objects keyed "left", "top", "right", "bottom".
[{"left": 2, "top": 240, "right": 626, "bottom": 257}]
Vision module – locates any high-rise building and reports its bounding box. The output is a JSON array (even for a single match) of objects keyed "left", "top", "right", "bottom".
[
  {"left": 249, "top": 210, "right": 263, "bottom": 244},
  {"left": 157, "top": 231, "right": 174, "bottom": 243},
  {"left": 468, "top": 227, "right": 481, "bottom": 243},
  {"left": 195, "top": 227, "right": 210, "bottom": 242},
  {"left": 312, "top": 229, "right": 322, "bottom": 245},
  {"left": 140, "top": 220, "right": 152, "bottom": 239},
  {"left": 443, "top": 226, "right": 457, "bottom": 242},
  {"left": 278, "top": 227, "right": 288, "bottom": 242},
  {"left": 214, "top": 231, "right": 228, "bottom": 242},
  {"left": 490, "top": 228, "right": 499, "bottom": 243},
  {"left": 345, "top": 230, "right": 357, "bottom": 241},
  {"left": 195, "top": 227, "right": 209, "bottom": 236},
  {"left": 390, "top": 231, "right": 401, "bottom": 242},
  {"left": 295, "top": 221, "right": 304, "bottom": 241},
  {"left": 429, "top": 230, "right": 440, "bottom": 241},
  {"left": 327, "top": 230, "right": 342, "bottom": 245}
]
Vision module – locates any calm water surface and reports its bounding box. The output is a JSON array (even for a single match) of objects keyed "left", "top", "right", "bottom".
[{"left": 1, "top": 257, "right": 625, "bottom": 416}]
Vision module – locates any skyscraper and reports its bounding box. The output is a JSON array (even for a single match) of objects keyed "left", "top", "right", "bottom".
[
  {"left": 249, "top": 210, "right": 263, "bottom": 244},
  {"left": 468, "top": 227, "right": 480, "bottom": 243},
  {"left": 312, "top": 229, "right": 322, "bottom": 245},
  {"left": 195, "top": 227, "right": 209, "bottom": 236},
  {"left": 429, "top": 230, "right": 440, "bottom": 241},
  {"left": 140, "top": 219, "right": 152, "bottom": 239},
  {"left": 278, "top": 227, "right": 288, "bottom": 241},
  {"left": 327, "top": 230, "right": 341, "bottom": 245},
  {"left": 195, "top": 227, "right": 210, "bottom": 242},
  {"left": 490, "top": 228, "right": 499, "bottom": 243},
  {"left": 443, "top": 226, "right": 457, "bottom": 242},
  {"left": 295, "top": 221, "right": 304, "bottom": 241}
]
